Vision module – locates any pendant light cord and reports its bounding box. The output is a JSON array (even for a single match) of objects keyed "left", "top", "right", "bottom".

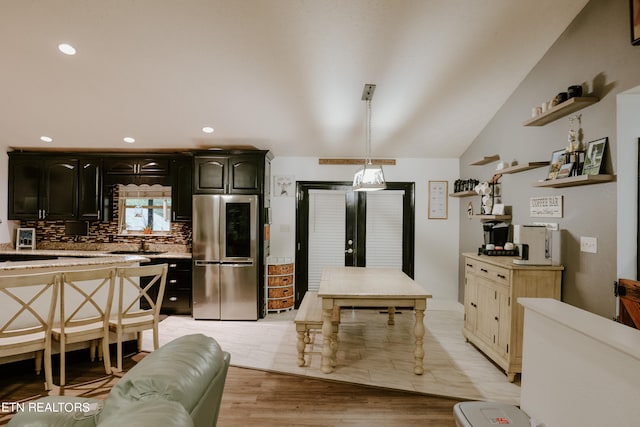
[{"left": 366, "top": 98, "right": 372, "bottom": 165}]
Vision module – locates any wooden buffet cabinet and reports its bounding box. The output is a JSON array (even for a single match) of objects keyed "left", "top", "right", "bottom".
[{"left": 462, "top": 252, "right": 563, "bottom": 381}]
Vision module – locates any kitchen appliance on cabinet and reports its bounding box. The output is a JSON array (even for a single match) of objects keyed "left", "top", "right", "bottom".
[{"left": 192, "top": 194, "right": 258, "bottom": 320}]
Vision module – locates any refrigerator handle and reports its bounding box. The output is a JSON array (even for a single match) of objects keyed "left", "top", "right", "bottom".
[
  {"left": 221, "top": 261, "right": 255, "bottom": 267},
  {"left": 194, "top": 260, "right": 220, "bottom": 266}
]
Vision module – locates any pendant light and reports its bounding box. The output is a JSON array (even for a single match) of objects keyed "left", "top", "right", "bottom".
[{"left": 353, "top": 83, "right": 386, "bottom": 191}]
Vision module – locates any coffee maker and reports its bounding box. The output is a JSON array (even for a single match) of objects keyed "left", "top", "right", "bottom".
[
  {"left": 513, "top": 225, "right": 562, "bottom": 265},
  {"left": 483, "top": 221, "right": 510, "bottom": 246},
  {"left": 479, "top": 221, "right": 515, "bottom": 255}
]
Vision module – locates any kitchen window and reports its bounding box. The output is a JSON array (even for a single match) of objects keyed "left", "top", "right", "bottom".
[{"left": 118, "top": 184, "right": 172, "bottom": 235}]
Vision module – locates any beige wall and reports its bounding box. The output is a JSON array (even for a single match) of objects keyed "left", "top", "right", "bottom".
[{"left": 459, "top": 0, "right": 640, "bottom": 318}]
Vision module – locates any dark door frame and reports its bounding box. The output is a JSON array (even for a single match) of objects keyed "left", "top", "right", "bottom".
[{"left": 294, "top": 181, "right": 415, "bottom": 306}]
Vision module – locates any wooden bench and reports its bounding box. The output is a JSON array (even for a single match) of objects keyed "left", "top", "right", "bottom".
[{"left": 294, "top": 291, "right": 340, "bottom": 367}]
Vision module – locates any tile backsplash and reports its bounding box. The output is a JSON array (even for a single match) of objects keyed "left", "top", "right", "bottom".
[{"left": 20, "top": 185, "right": 191, "bottom": 251}]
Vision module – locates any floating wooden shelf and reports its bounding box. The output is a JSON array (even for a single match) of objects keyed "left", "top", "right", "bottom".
[
  {"left": 533, "top": 174, "right": 615, "bottom": 188},
  {"left": 523, "top": 96, "right": 599, "bottom": 126},
  {"left": 469, "top": 155, "right": 500, "bottom": 166},
  {"left": 498, "top": 162, "right": 549, "bottom": 174},
  {"left": 449, "top": 191, "right": 477, "bottom": 198},
  {"left": 473, "top": 214, "right": 512, "bottom": 221}
]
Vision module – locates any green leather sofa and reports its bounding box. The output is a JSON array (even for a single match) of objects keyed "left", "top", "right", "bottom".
[{"left": 8, "top": 334, "right": 230, "bottom": 427}]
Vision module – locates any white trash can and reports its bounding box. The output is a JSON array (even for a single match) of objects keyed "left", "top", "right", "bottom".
[{"left": 454, "top": 401, "right": 530, "bottom": 427}]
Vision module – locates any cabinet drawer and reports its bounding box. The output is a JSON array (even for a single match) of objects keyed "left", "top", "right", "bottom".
[
  {"left": 268, "top": 275, "right": 294, "bottom": 287},
  {"left": 268, "top": 285, "right": 293, "bottom": 299},
  {"left": 268, "top": 264, "right": 294, "bottom": 275},
  {"left": 166, "top": 270, "right": 192, "bottom": 291},
  {"left": 268, "top": 297, "right": 294, "bottom": 310},
  {"left": 464, "top": 260, "right": 478, "bottom": 274},
  {"left": 476, "top": 262, "right": 510, "bottom": 285},
  {"left": 161, "top": 289, "right": 192, "bottom": 315}
]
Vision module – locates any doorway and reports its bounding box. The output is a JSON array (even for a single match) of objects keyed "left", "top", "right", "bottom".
[{"left": 294, "top": 181, "right": 415, "bottom": 305}]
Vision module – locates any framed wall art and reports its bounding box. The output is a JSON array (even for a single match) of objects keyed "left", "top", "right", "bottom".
[
  {"left": 582, "top": 137, "right": 608, "bottom": 175},
  {"left": 428, "top": 180, "right": 448, "bottom": 219},
  {"left": 631, "top": 0, "right": 640, "bottom": 45},
  {"left": 273, "top": 175, "right": 295, "bottom": 197}
]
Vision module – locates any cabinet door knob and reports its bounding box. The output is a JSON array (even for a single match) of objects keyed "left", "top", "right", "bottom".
[{"left": 169, "top": 296, "right": 177, "bottom": 302}]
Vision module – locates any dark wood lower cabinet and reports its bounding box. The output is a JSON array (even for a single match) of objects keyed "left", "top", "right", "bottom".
[{"left": 142, "top": 258, "right": 192, "bottom": 315}]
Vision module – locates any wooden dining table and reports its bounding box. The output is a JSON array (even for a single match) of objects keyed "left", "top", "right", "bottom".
[{"left": 317, "top": 266, "right": 432, "bottom": 375}]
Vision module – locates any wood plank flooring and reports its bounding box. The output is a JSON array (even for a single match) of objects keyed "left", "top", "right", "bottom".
[{"left": 0, "top": 349, "right": 461, "bottom": 426}]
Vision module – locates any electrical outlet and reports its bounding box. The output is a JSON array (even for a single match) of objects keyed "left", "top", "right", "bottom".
[{"left": 580, "top": 236, "right": 597, "bottom": 253}]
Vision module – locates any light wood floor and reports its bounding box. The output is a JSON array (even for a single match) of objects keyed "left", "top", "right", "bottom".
[{"left": 0, "top": 349, "right": 461, "bottom": 426}]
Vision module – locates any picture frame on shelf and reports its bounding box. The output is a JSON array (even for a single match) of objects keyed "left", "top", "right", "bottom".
[
  {"left": 582, "top": 137, "right": 607, "bottom": 175},
  {"left": 556, "top": 162, "right": 574, "bottom": 179},
  {"left": 631, "top": 0, "right": 640, "bottom": 45},
  {"left": 547, "top": 149, "right": 567, "bottom": 180}
]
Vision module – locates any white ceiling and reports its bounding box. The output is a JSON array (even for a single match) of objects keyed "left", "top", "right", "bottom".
[{"left": 0, "top": 0, "right": 589, "bottom": 158}]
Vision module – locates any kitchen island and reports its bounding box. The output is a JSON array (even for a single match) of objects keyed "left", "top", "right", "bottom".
[{"left": 0, "top": 253, "right": 156, "bottom": 365}]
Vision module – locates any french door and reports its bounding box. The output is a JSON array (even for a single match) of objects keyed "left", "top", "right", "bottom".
[{"left": 294, "top": 181, "right": 414, "bottom": 305}]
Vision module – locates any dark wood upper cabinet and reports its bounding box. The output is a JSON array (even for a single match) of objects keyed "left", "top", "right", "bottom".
[
  {"left": 171, "top": 157, "right": 193, "bottom": 221},
  {"left": 194, "top": 157, "right": 226, "bottom": 193},
  {"left": 104, "top": 158, "right": 169, "bottom": 175},
  {"left": 78, "top": 158, "right": 103, "bottom": 220},
  {"left": 194, "top": 154, "right": 265, "bottom": 194},
  {"left": 8, "top": 155, "right": 79, "bottom": 220}
]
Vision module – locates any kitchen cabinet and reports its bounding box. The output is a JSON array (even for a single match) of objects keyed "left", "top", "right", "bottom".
[
  {"left": 104, "top": 157, "right": 169, "bottom": 175},
  {"left": 78, "top": 158, "right": 103, "bottom": 220},
  {"left": 171, "top": 157, "right": 193, "bottom": 221},
  {"left": 141, "top": 258, "right": 192, "bottom": 315},
  {"left": 462, "top": 253, "right": 562, "bottom": 381},
  {"left": 8, "top": 153, "right": 103, "bottom": 221},
  {"left": 9, "top": 155, "right": 78, "bottom": 220},
  {"left": 194, "top": 153, "right": 265, "bottom": 194}
]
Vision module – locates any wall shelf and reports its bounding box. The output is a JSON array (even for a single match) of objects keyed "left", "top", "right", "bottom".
[
  {"left": 469, "top": 154, "right": 500, "bottom": 166},
  {"left": 523, "top": 96, "right": 599, "bottom": 126},
  {"left": 498, "top": 161, "right": 549, "bottom": 174},
  {"left": 449, "top": 191, "right": 477, "bottom": 198},
  {"left": 473, "top": 214, "right": 512, "bottom": 221},
  {"left": 533, "top": 174, "right": 615, "bottom": 188}
]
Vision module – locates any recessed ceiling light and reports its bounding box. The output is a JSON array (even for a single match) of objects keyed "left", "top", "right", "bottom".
[
  {"left": 40, "top": 136, "right": 53, "bottom": 143},
  {"left": 202, "top": 126, "right": 215, "bottom": 134},
  {"left": 123, "top": 137, "right": 135, "bottom": 143},
  {"left": 58, "top": 43, "right": 76, "bottom": 55}
]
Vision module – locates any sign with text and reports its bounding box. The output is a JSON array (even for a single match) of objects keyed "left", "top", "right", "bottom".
[{"left": 530, "top": 196, "right": 563, "bottom": 217}]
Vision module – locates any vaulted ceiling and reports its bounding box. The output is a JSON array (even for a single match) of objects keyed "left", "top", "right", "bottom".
[{"left": 0, "top": 0, "right": 589, "bottom": 158}]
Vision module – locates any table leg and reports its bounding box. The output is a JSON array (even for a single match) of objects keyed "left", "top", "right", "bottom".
[
  {"left": 413, "top": 308, "right": 425, "bottom": 375},
  {"left": 321, "top": 307, "right": 335, "bottom": 373},
  {"left": 388, "top": 306, "right": 395, "bottom": 325},
  {"left": 296, "top": 330, "right": 306, "bottom": 367}
]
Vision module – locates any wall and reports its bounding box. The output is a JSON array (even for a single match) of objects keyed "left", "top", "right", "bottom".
[
  {"left": 459, "top": 0, "right": 640, "bottom": 318},
  {"left": 269, "top": 156, "right": 461, "bottom": 300}
]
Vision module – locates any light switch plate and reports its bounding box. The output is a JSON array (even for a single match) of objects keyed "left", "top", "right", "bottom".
[{"left": 580, "top": 236, "right": 597, "bottom": 253}]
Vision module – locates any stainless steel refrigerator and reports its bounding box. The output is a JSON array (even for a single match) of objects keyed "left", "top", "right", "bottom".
[{"left": 192, "top": 194, "right": 259, "bottom": 320}]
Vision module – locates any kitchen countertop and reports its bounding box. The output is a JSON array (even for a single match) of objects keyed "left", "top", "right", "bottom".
[
  {"left": 0, "top": 255, "right": 151, "bottom": 273},
  {"left": 462, "top": 252, "right": 564, "bottom": 270},
  {"left": 0, "top": 248, "right": 192, "bottom": 260}
]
